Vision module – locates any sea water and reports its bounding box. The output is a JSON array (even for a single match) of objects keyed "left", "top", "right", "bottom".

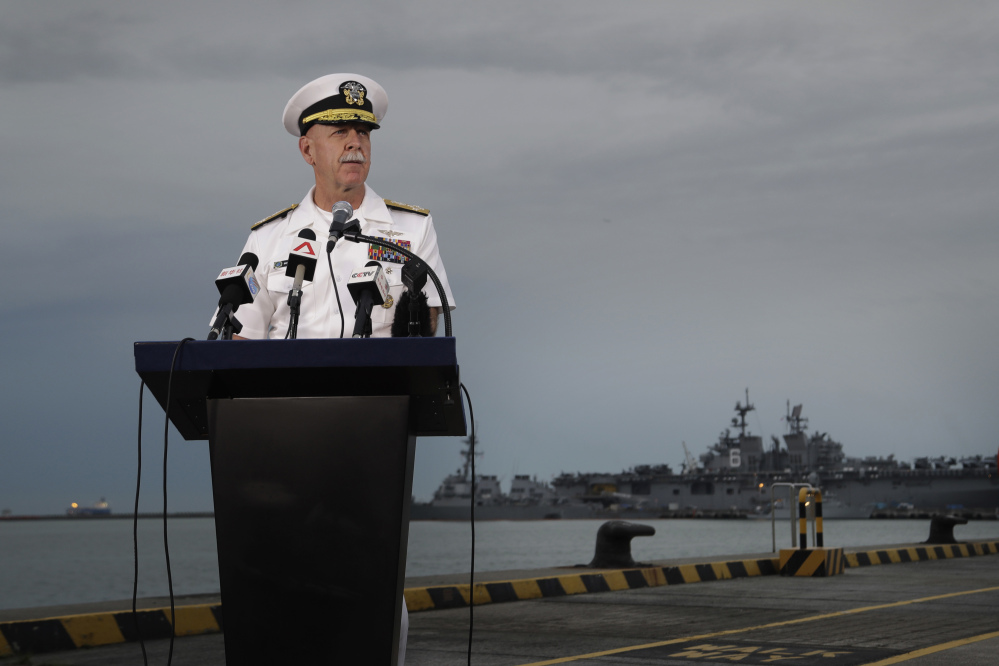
[{"left": 1, "top": 517, "right": 997, "bottom": 611}]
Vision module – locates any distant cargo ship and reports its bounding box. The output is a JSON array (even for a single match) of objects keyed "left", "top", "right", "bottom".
[
  {"left": 66, "top": 498, "right": 111, "bottom": 517},
  {"left": 411, "top": 391, "right": 998, "bottom": 520}
]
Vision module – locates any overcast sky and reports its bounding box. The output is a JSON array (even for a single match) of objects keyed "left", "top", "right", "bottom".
[{"left": 2, "top": 2, "right": 998, "bottom": 514}]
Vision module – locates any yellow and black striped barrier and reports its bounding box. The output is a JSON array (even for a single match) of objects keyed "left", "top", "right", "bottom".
[
  {"left": 3, "top": 541, "right": 998, "bottom": 657},
  {"left": 846, "top": 540, "right": 999, "bottom": 567},
  {"left": 404, "top": 555, "right": 782, "bottom": 612},
  {"left": 779, "top": 546, "right": 845, "bottom": 577},
  {"left": 0, "top": 603, "right": 221, "bottom": 658},
  {"left": 779, "top": 487, "right": 845, "bottom": 577},
  {"left": 799, "top": 487, "right": 823, "bottom": 548}
]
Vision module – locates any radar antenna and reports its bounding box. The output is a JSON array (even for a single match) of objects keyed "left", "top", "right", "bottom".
[{"left": 681, "top": 441, "right": 699, "bottom": 474}]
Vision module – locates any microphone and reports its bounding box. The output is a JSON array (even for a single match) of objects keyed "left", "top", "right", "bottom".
[
  {"left": 208, "top": 252, "right": 260, "bottom": 340},
  {"left": 285, "top": 230, "right": 317, "bottom": 339},
  {"left": 286, "top": 229, "right": 318, "bottom": 291},
  {"left": 216, "top": 252, "right": 260, "bottom": 309},
  {"left": 346, "top": 261, "right": 389, "bottom": 337},
  {"left": 394, "top": 258, "right": 430, "bottom": 337},
  {"left": 390, "top": 290, "right": 432, "bottom": 338},
  {"left": 326, "top": 201, "right": 359, "bottom": 253}
]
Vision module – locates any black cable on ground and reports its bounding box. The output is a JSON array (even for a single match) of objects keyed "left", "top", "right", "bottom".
[
  {"left": 133, "top": 380, "right": 149, "bottom": 666},
  {"left": 460, "top": 382, "right": 475, "bottom": 665},
  {"left": 162, "top": 337, "right": 194, "bottom": 665}
]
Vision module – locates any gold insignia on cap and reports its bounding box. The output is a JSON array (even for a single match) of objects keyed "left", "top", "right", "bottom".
[
  {"left": 341, "top": 81, "right": 367, "bottom": 106},
  {"left": 302, "top": 109, "right": 377, "bottom": 125},
  {"left": 382, "top": 294, "right": 394, "bottom": 309}
]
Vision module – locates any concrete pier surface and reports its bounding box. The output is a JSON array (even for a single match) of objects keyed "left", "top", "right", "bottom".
[{"left": 2, "top": 541, "right": 998, "bottom": 665}]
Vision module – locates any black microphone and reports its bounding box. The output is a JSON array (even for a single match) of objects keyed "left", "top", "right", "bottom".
[
  {"left": 391, "top": 290, "right": 432, "bottom": 337},
  {"left": 208, "top": 252, "right": 260, "bottom": 340},
  {"left": 216, "top": 252, "right": 260, "bottom": 309},
  {"left": 326, "top": 201, "right": 358, "bottom": 253},
  {"left": 395, "top": 258, "right": 431, "bottom": 337},
  {"left": 346, "top": 261, "right": 389, "bottom": 337}
]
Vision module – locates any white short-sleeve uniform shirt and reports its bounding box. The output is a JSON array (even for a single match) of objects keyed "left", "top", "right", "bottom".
[{"left": 229, "top": 184, "right": 456, "bottom": 339}]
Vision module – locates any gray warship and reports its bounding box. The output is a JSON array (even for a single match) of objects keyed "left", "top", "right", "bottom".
[
  {"left": 409, "top": 434, "right": 600, "bottom": 521},
  {"left": 552, "top": 390, "right": 998, "bottom": 519},
  {"left": 411, "top": 391, "right": 998, "bottom": 520}
]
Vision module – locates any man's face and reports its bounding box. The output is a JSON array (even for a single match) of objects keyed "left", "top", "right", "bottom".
[{"left": 299, "top": 122, "right": 372, "bottom": 191}]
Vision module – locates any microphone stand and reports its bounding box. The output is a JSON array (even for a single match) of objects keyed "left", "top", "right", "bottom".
[
  {"left": 352, "top": 291, "right": 376, "bottom": 338},
  {"left": 402, "top": 259, "right": 429, "bottom": 337},
  {"left": 207, "top": 304, "right": 243, "bottom": 340},
  {"left": 286, "top": 289, "right": 302, "bottom": 339},
  {"left": 221, "top": 314, "right": 242, "bottom": 340}
]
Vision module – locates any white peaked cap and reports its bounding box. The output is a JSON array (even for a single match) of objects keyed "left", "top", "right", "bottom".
[{"left": 282, "top": 73, "right": 388, "bottom": 136}]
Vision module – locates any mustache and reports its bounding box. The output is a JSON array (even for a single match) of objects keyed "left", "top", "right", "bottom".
[{"left": 339, "top": 151, "right": 367, "bottom": 164}]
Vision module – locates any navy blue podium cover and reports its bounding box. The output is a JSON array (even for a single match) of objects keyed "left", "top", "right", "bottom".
[{"left": 133, "top": 337, "right": 466, "bottom": 439}]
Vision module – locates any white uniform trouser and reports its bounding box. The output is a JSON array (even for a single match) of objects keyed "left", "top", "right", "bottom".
[{"left": 398, "top": 598, "right": 408, "bottom": 665}]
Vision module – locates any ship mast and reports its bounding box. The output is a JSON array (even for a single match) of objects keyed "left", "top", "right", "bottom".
[
  {"left": 731, "top": 387, "right": 755, "bottom": 438},
  {"left": 459, "top": 431, "right": 481, "bottom": 482},
  {"left": 785, "top": 400, "right": 808, "bottom": 435}
]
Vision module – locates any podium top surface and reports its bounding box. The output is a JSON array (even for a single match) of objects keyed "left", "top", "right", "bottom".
[
  {"left": 135, "top": 337, "right": 459, "bottom": 372},
  {"left": 134, "top": 338, "right": 465, "bottom": 440}
]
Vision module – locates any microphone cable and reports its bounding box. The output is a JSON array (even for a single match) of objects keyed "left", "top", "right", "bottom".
[
  {"left": 133, "top": 380, "right": 149, "bottom": 666},
  {"left": 133, "top": 337, "right": 193, "bottom": 666},
  {"left": 326, "top": 249, "right": 347, "bottom": 338},
  {"left": 162, "top": 338, "right": 193, "bottom": 665},
  {"left": 460, "top": 382, "right": 476, "bottom": 665}
]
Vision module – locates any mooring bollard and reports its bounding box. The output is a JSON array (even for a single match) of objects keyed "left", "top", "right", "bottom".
[
  {"left": 925, "top": 514, "right": 968, "bottom": 544},
  {"left": 797, "top": 487, "right": 824, "bottom": 548},
  {"left": 587, "top": 520, "right": 655, "bottom": 568},
  {"left": 780, "top": 487, "right": 844, "bottom": 577}
]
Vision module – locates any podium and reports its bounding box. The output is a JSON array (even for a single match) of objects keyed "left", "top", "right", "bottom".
[{"left": 134, "top": 338, "right": 466, "bottom": 665}]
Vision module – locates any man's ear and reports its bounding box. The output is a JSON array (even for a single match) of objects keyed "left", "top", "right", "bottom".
[{"left": 298, "top": 134, "right": 314, "bottom": 166}]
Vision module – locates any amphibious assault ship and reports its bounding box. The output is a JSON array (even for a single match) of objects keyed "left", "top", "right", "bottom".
[
  {"left": 552, "top": 391, "right": 998, "bottom": 518},
  {"left": 412, "top": 391, "right": 998, "bottom": 520}
]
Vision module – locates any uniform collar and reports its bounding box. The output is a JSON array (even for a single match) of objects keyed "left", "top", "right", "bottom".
[
  {"left": 295, "top": 183, "right": 393, "bottom": 237},
  {"left": 356, "top": 183, "right": 393, "bottom": 225}
]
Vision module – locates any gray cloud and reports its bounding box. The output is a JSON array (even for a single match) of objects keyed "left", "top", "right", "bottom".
[{"left": 3, "top": 2, "right": 999, "bottom": 514}]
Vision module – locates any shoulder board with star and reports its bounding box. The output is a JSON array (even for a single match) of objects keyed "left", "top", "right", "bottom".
[
  {"left": 251, "top": 204, "right": 298, "bottom": 230},
  {"left": 383, "top": 198, "right": 429, "bottom": 216}
]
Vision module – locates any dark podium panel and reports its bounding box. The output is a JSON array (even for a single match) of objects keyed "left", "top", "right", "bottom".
[{"left": 134, "top": 338, "right": 466, "bottom": 665}]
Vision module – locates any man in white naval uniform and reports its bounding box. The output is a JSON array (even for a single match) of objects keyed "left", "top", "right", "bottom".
[
  {"left": 231, "top": 72, "right": 455, "bottom": 341},
  {"left": 233, "top": 182, "right": 454, "bottom": 340},
  {"left": 225, "top": 73, "right": 456, "bottom": 665}
]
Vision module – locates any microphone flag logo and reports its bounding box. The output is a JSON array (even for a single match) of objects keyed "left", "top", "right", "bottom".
[{"left": 293, "top": 241, "right": 316, "bottom": 255}]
